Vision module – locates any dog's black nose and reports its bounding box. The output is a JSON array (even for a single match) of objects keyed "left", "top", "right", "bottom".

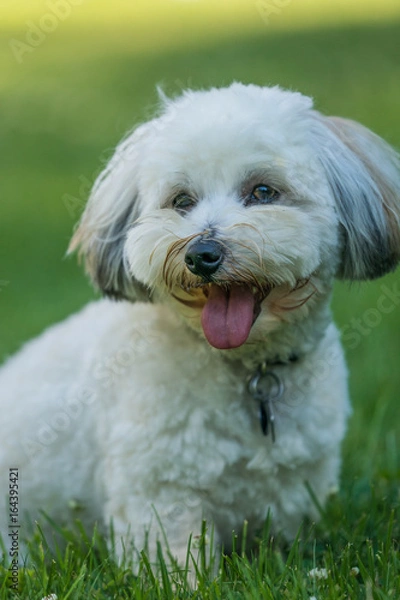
[{"left": 185, "top": 239, "right": 224, "bottom": 278}]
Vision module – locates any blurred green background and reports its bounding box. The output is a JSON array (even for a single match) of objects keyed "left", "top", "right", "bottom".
[{"left": 1, "top": 0, "right": 399, "bottom": 480}]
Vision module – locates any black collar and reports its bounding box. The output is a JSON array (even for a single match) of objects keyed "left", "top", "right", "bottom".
[{"left": 263, "top": 353, "right": 299, "bottom": 367}]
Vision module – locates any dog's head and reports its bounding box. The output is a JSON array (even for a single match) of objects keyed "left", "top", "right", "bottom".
[{"left": 70, "top": 84, "right": 400, "bottom": 350}]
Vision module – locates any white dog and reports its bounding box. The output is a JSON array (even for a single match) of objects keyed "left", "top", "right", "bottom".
[{"left": 1, "top": 84, "right": 400, "bottom": 568}]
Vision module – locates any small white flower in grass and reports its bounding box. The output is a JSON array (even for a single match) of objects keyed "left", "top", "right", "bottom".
[
  {"left": 41, "top": 595, "right": 58, "bottom": 600},
  {"left": 192, "top": 533, "right": 209, "bottom": 549},
  {"left": 350, "top": 566, "right": 360, "bottom": 576},
  {"left": 308, "top": 567, "right": 328, "bottom": 580},
  {"left": 309, "top": 596, "right": 318, "bottom": 600}
]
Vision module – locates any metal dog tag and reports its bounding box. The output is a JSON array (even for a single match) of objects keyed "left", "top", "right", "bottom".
[{"left": 248, "top": 367, "right": 283, "bottom": 442}]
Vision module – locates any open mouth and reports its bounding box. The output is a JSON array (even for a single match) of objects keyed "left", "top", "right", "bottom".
[
  {"left": 174, "top": 283, "right": 271, "bottom": 350},
  {"left": 201, "top": 283, "right": 267, "bottom": 350},
  {"left": 172, "top": 276, "right": 316, "bottom": 350}
]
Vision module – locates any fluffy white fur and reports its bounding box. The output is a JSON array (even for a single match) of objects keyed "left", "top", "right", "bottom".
[{"left": 1, "top": 84, "right": 400, "bottom": 568}]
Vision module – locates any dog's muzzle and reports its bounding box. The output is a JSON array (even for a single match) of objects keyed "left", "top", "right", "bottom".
[
  {"left": 182, "top": 238, "right": 260, "bottom": 350},
  {"left": 184, "top": 239, "right": 224, "bottom": 280}
]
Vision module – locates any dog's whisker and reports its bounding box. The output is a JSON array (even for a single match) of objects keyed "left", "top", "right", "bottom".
[
  {"left": 224, "top": 221, "right": 262, "bottom": 238},
  {"left": 230, "top": 239, "right": 265, "bottom": 269},
  {"left": 149, "top": 234, "right": 173, "bottom": 266}
]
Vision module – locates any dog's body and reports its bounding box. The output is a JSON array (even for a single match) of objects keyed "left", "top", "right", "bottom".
[
  {"left": 1, "top": 84, "right": 399, "bottom": 565},
  {"left": 2, "top": 299, "right": 348, "bottom": 561}
]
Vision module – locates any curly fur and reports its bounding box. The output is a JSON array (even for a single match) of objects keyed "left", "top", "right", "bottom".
[{"left": 1, "top": 83, "right": 399, "bottom": 569}]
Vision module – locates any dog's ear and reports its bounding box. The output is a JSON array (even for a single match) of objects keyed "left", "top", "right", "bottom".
[
  {"left": 69, "top": 123, "right": 154, "bottom": 301},
  {"left": 311, "top": 115, "right": 400, "bottom": 280}
]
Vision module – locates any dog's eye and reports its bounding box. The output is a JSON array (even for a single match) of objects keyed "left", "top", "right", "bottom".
[
  {"left": 246, "top": 184, "right": 279, "bottom": 206},
  {"left": 172, "top": 193, "right": 196, "bottom": 213}
]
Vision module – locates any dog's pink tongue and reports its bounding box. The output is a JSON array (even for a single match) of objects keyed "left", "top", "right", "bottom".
[{"left": 201, "top": 285, "right": 255, "bottom": 349}]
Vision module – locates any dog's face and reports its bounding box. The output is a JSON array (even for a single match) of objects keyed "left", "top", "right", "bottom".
[
  {"left": 70, "top": 84, "right": 400, "bottom": 350},
  {"left": 123, "top": 88, "right": 339, "bottom": 350}
]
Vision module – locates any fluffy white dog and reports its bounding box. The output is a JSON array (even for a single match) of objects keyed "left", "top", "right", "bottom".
[{"left": 1, "top": 84, "right": 400, "bottom": 568}]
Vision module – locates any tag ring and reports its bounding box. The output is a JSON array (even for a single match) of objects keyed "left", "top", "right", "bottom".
[
  {"left": 248, "top": 370, "right": 283, "bottom": 402},
  {"left": 248, "top": 369, "right": 283, "bottom": 441}
]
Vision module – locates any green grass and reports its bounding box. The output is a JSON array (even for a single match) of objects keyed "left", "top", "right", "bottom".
[
  {"left": 1, "top": 489, "right": 399, "bottom": 598},
  {"left": 1, "top": 1, "right": 400, "bottom": 597}
]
